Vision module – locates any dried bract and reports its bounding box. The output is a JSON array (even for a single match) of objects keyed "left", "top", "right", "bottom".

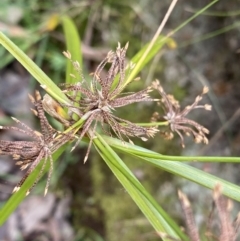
[
  {"left": 62, "top": 43, "right": 158, "bottom": 162},
  {"left": 152, "top": 80, "right": 211, "bottom": 148},
  {"left": 0, "top": 91, "right": 72, "bottom": 195},
  {"left": 42, "top": 94, "right": 71, "bottom": 127}
]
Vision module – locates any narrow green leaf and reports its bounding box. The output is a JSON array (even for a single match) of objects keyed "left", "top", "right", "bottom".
[
  {"left": 103, "top": 136, "right": 240, "bottom": 202},
  {"left": 94, "top": 134, "right": 188, "bottom": 240},
  {"left": 0, "top": 35, "right": 40, "bottom": 68},
  {"left": 0, "top": 144, "right": 68, "bottom": 226},
  {"left": 141, "top": 157, "right": 240, "bottom": 202},
  {"left": 61, "top": 15, "right": 82, "bottom": 84},
  {"left": 126, "top": 36, "right": 173, "bottom": 83},
  {"left": 0, "top": 32, "right": 69, "bottom": 105},
  {"left": 103, "top": 136, "right": 240, "bottom": 163}
]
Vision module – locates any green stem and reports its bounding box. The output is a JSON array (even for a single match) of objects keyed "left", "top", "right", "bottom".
[
  {"left": 63, "top": 111, "right": 93, "bottom": 134},
  {"left": 179, "top": 21, "right": 240, "bottom": 48},
  {"left": 136, "top": 121, "right": 169, "bottom": 127}
]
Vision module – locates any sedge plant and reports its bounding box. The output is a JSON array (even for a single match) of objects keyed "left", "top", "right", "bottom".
[{"left": 0, "top": 0, "right": 240, "bottom": 240}]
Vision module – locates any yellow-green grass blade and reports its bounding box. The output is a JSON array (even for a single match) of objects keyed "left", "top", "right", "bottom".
[
  {"left": 94, "top": 134, "right": 188, "bottom": 241},
  {"left": 125, "top": 36, "right": 173, "bottom": 84},
  {"left": 103, "top": 136, "right": 240, "bottom": 201},
  {"left": 0, "top": 144, "right": 68, "bottom": 226},
  {"left": 61, "top": 15, "right": 82, "bottom": 84},
  {"left": 0, "top": 35, "right": 40, "bottom": 68},
  {"left": 0, "top": 32, "right": 69, "bottom": 105}
]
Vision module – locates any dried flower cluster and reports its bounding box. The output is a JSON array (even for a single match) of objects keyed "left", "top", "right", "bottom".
[
  {"left": 0, "top": 43, "right": 212, "bottom": 195},
  {"left": 0, "top": 91, "right": 72, "bottom": 195},
  {"left": 151, "top": 80, "right": 211, "bottom": 148},
  {"left": 62, "top": 43, "right": 158, "bottom": 162}
]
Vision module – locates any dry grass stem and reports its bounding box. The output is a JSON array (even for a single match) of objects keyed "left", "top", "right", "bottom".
[{"left": 178, "top": 185, "right": 240, "bottom": 241}]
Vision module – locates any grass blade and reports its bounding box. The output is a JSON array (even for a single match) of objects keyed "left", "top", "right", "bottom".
[
  {"left": 103, "top": 136, "right": 240, "bottom": 201},
  {"left": 126, "top": 36, "right": 173, "bottom": 83},
  {"left": 0, "top": 32, "right": 69, "bottom": 105},
  {"left": 61, "top": 15, "right": 82, "bottom": 84},
  {"left": 94, "top": 134, "right": 188, "bottom": 240}
]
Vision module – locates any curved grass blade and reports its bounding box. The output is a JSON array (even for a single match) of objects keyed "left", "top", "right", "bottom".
[
  {"left": 0, "top": 144, "right": 68, "bottom": 226},
  {"left": 0, "top": 32, "right": 69, "bottom": 105},
  {"left": 61, "top": 15, "right": 82, "bottom": 84},
  {"left": 93, "top": 134, "right": 188, "bottom": 240},
  {"left": 0, "top": 35, "right": 40, "bottom": 69},
  {"left": 103, "top": 136, "right": 240, "bottom": 202},
  {"left": 125, "top": 36, "right": 173, "bottom": 83}
]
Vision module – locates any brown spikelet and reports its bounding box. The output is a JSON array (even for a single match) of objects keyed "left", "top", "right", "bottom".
[
  {"left": 0, "top": 91, "right": 72, "bottom": 195},
  {"left": 177, "top": 185, "right": 240, "bottom": 241}
]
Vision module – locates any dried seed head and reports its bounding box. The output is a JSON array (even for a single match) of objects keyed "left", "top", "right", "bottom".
[
  {"left": 134, "top": 77, "right": 141, "bottom": 81},
  {"left": 205, "top": 104, "right": 212, "bottom": 111},
  {"left": 40, "top": 84, "right": 47, "bottom": 90},
  {"left": 28, "top": 93, "right": 35, "bottom": 103},
  {"left": 202, "top": 86, "right": 209, "bottom": 94},
  {"left": 12, "top": 186, "right": 20, "bottom": 193},
  {"left": 62, "top": 43, "right": 157, "bottom": 162},
  {"left": 160, "top": 131, "right": 174, "bottom": 140},
  {"left": 0, "top": 91, "right": 72, "bottom": 195},
  {"left": 178, "top": 185, "right": 240, "bottom": 241},
  {"left": 16, "top": 161, "right": 23, "bottom": 165},
  {"left": 42, "top": 94, "right": 70, "bottom": 127},
  {"left": 62, "top": 50, "right": 71, "bottom": 59},
  {"left": 151, "top": 112, "right": 160, "bottom": 122},
  {"left": 152, "top": 80, "right": 211, "bottom": 148},
  {"left": 13, "top": 154, "right": 21, "bottom": 160},
  {"left": 73, "top": 61, "right": 80, "bottom": 70},
  {"left": 178, "top": 190, "right": 190, "bottom": 207},
  {"left": 70, "top": 73, "right": 76, "bottom": 78},
  {"left": 146, "top": 127, "right": 159, "bottom": 138},
  {"left": 11, "top": 117, "right": 20, "bottom": 123},
  {"left": 31, "top": 108, "right": 38, "bottom": 116}
]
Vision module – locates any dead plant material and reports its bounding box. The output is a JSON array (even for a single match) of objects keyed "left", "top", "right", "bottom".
[{"left": 152, "top": 80, "right": 211, "bottom": 148}]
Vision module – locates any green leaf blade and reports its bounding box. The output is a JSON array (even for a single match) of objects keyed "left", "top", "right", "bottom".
[
  {"left": 61, "top": 15, "right": 82, "bottom": 84},
  {"left": 103, "top": 136, "right": 240, "bottom": 202},
  {"left": 94, "top": 134, "right": 188, "bottom": 240},
  {"left": 0, "top": 32, "right": 69, "bottom": 105}
]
